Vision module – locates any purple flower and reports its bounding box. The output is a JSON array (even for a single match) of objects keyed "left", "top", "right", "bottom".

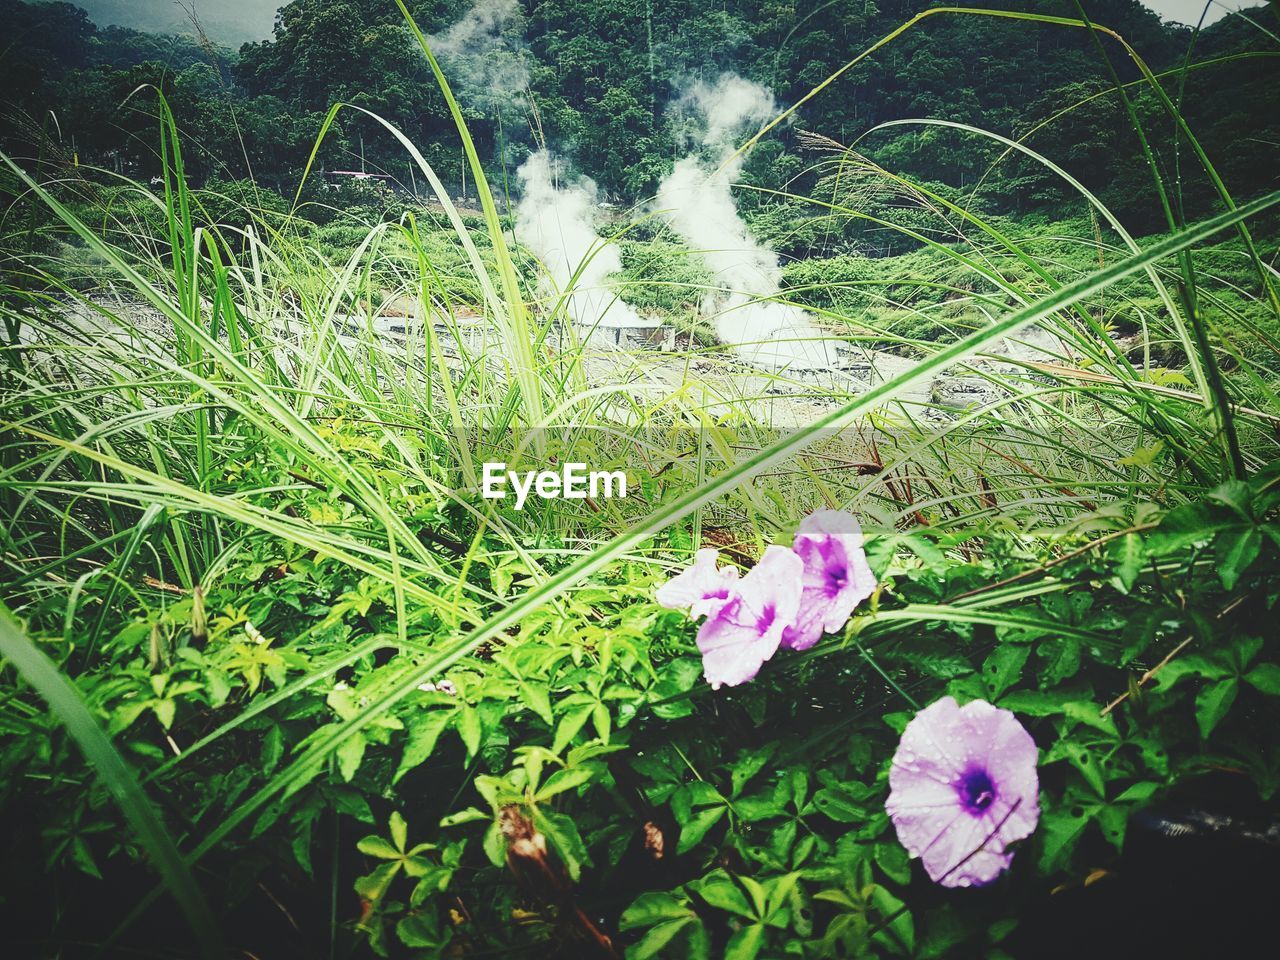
[
  {"left": 781, "top": 510, "right": 876, "bottom": 651},
  {"left": 885, "top": 696, "right": 1040, "bottom": 888},
  {"left": 656, "top": 548, "right": 740, "bottom": 620},
  {"left": 694, "top": 546, "right": 803, "bottom": 690}
]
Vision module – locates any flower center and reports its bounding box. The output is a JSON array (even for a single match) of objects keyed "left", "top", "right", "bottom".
[
  {"left": 958, "top": 767, "right": 997, "bottom": 814},
  {"left": 825, "top": 565, "right": 847, "bottom": 595},
  {"left": 756, "top": 604, "right": 776, "bottom": 633}
]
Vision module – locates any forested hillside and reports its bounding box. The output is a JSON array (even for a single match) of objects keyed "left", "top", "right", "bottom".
[{"left": 2, "top": 0, "right": 1276, "bottom": 233}]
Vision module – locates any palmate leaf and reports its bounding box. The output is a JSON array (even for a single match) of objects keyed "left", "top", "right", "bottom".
[
  {"left": 724, "top": 923, "right": 767, "bottom": 960},
  {"left": 1039, "top": 806, "right": 1090, "bottom": 872},
  {"left": 983, "top": 643, "right": 1030, "bottom": 699},
  {"left": 532, "top": 807, "right": 590, "bottom": 882},
  {"left": 691, "top": 871, "right": 755, "bottom": 919},
  {"left": 1216, "top": 527, "right": 1262, "bottom": 591},
  {"left": 1196, "top": 679, "right": 1239, "bottom": 740},
  {"left": 0, "top": 607, "right": 222, "bottom": 956},
  {"left": 1244, "top": 663, "right": 1280, "bottom": 696},
  {"left": 394, "top": 708, "right": 455, "bottom": 783},
  {"left": 621, "top": 893, "right": 710, "bottom": 960}
]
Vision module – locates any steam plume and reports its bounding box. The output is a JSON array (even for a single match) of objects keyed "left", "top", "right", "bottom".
[
  {"left": 516, "top": 150, "right": 649, "bottom": 335},
  {"left": 658, "top": 73, "right": 836, "bottom": 369},
  {"left": 429, "top": 0, "right": 529, "bottom": 111}
]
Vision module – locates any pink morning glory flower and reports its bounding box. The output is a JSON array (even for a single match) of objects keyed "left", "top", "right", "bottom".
[
  {"left": 694, "top": 545, "right": 803, "bottom": 690},
  {"left": 656, "top": 548, "right": 740, "bottom": 620},
  {"left": 885, "top": 696, "right": 1040, "bottom": 888},
  {"left": 781, "top": 509, "right": 876, "bottom": 651}
]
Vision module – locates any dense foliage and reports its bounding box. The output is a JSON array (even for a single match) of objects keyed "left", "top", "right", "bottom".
[{"left": 1, "top": 1, "right": 1279, "bottom": 958}]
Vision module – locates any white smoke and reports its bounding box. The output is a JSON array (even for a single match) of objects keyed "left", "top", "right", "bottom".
[
  {"left": 658, "top": 73, "right": 836, "bottom": 369},
  {"left": 429, "top": 0, "right": 529, "bottom": 110},
  {"left": 516, "top": 150, "right": 649, "bottom": 335},
  {"left": 673, "top": 73, "right": 778, "bottom": 153}
]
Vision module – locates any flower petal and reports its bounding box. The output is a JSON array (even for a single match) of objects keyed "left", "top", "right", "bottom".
[
  {"left": 918, "top": 809, "right": 1016, "bottom": 888},
  {"left": 734, "top": 545, "right": 804, "bottom": 629},
  {"left": 695, "top": 546, "right": 803, "bottom": 689},
  {"left": 656, "top": 548, "right": 739, "bottom": 620},
  {"left": 781, "top": 511, "right": 875, "bottom": 650},
  {"left": 886, "top": 697, "right": 1040, "bottom": 888},
  {"left": 696, "top": 598, "right": 781, "bottom": 689}
]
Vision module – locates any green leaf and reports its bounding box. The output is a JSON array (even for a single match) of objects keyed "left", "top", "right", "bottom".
[
  {"left": 1215, "top": 527, "right": 1261, "bottom": 590},
  {"left": 875, "top": 841, "right": 912, "bottom": 886},
  {"left": 731, "top": 745, "right": 777, "bottom": 798},
  {"left": 1244, "top": 663, "right": 1280, "bottom": 696},
  {"left": 1110, "top": 533, "right": 1145, "bottom": 593},
  {"left": 592, "top": 701, "right": 612, "bottom": 744},
  {"left": 357, "top": 836, "right": 402, "bottom": 860},
  {"left": 337, "top": 730, "right": 366, "bottom": 782},
  {"left": 1061, "top": 701, "right": 1119, "bottom": 736},
  {"left": 536, "top": 766, "right": 595, "bottom": 801},
  {"left": 1038, "top": 638, "right": 1081, "bottom": 688},
  {"left": 1195, "top": 679, "right": 1238, "bottom": 739},
  {"left": 627, "top": 917, "right": 696, "bottom": 960},
  {"left": 409, "top": 864, "right": 452, "bottom": 902},
  {"left": 983, "top": 643, "right": 1030, "bottom": 699},
  {"left": 996, "top": 689, "right": 1063, "bottom": 716},
  {"left": 620, "top": 892, "right": 695, "bottom": 931},
  {"left": 677, "top": 806, "right": 726, "bottom": 854},
  {"left": 206, "top": 669, "right": 231, "bottom": 708},
  {"left": 738, "top": 875, "right": 768, "bottom": 918},
  {"left": 439, "top": 807, "right": 489, "bottom": 828},
  {"left": 152, "top": 698, "right": 176, "bottom": 730},
  {"left": 725, "top": 923, "right": 766, "bottom": 960},
  {"left": 490, "top": 563, "right": 513, "bottom": 598},
  {"left": 734, "top": 794, "right": 786, "bottom": 822},
  {"left": 870, "top": 885, "right": 915, "bottom": 955},
  {"left": 354, "top": 861, "right": 399, "bottom": 902},
  {"left": 482, "top": 820, "right": 506, "bottom": 868},
  {"left": 767, "top": 819, "right": 798, "bottom": 864},
  {"left": 518, "top": 681, "right": 553, "bottom": 725},
  {"left": 532, "top": 807, "right": 589, "bottom": 882},
  {"left": 1154, "top": 654, "right": 1231, "bottom": 690},
  {"left": 1146, "top": 502, "right": 1218, "bottom": 555},
  {"left": 1039, "top": 810, "right": 1089, "bottom": 871},
  {"left": 457, "top": 704, "right": 482, "bottom": 758},
  {"left": 70, "top": 836, "right": 103, "bottom": 879},
  {"left": 396, "top": 913, "right": 449, "bottom": 949},
  {"left": 813, "top": 783, "right": 871, "bottom": 823},
  {"left": 1062, "top": 742, "right": 1105, "bottom": 797},
  {"left": 763, "top": 872, "right": 801, "bottom": 921},
  {"left": 1096, "top": 805, "right": 1128, "bottom": 852},
  {"left": 261, "top": 724, "right": 284, "bottom": 775},
  {"left": 1118, "top": 441, "right": 1164, "bottom": 468},
  {"left": 394, "top": 709, "right": 454, "bottom": 783},
  {"left": 1115, "top": 782, "right": 1160, "bottom": 804},
  {"left": 694, "top": 872, "right": 754, "bottom": 919},
  {"left": 388, "top": 811, "right": 407, "bottom": 852},
  {"left": 553, "top": 703, "right": 594, "bottom": 754},
  {"left": 1207, "top": 480, "right": 1254, "bottom": 520}
]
